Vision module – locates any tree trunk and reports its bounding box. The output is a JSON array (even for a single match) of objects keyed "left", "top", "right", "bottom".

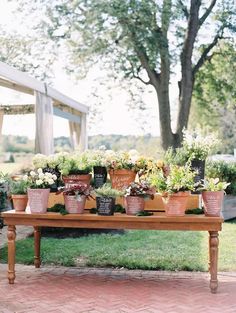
[{"left": 176, "top": 0, "right": 201, "bottom": 138}]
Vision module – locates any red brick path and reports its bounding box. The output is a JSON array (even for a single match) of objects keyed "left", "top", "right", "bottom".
[{"left": 0, "top": 265, "right": 235, "bottom": 313}]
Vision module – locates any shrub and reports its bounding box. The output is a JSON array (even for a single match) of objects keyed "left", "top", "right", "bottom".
[{"left": 205, "top": 160, "right": 236, "bottom": 195}]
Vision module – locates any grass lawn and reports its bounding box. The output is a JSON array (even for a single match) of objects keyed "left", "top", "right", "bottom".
[{"left": 0, "top": 219, "right": 235, "bottom": 272}]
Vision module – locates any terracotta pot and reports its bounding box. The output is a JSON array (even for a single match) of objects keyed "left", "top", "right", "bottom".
[
  {"left": 109, "top": 169, "right": 136, "bottom": 191},
  {"left": 62, "top": 174, "right": 92, "bottom": 188},
  {"left": 27, "top": 188, "right": 50, "bottom": 214},
  {"left": 162, "top": 191, "right": 190, "bottom": 216},
  {"left": 125, "top": 196, "right": 145, "bottom": 215},
  {"left": 202, "top": 190, "right": 224, "bottom": 217},
  {"left": 96, "top": 196, "right": 116, "bottom": 216},
  {"left": 12, "top": 194, "right": 28, "bottom": 212},
  {"left": 64, "top": 194, "right": 86, "bottom": 214}
]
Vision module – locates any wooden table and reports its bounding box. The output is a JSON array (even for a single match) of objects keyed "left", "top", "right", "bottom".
[{"left": 1, "top": 210, "right": 223, "bottom": 293}]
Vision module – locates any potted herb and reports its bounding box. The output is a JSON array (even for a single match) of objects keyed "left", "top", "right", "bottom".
[
  {"left": 150, "top": 165, "right": 196, "bottom": 216},
  {"left": 58, "top": 152, "right": 93, "bottom": 188},
  {"left": 182, "top": 128, "right": 219, "bottom": 186},
  {"left": 57, "top": 184, "right": 94, "bottom": 214},
  {"left": 95, "top": 183, "right": 124, "bottom": 216},
  {"left": 124, "top": 181, "right": 155, "bottom": 215},
  {"left": 10, "top": 178, "right": 29, "bottom": 212},
  {"left": 200, "top": 178, "right": 230, "bottom": 217},
  {"left": 23, "top": 168, "right": 58, "bottom": 213},
  {"left": 104, "top": 150, "right": 140, "bottom": 191}
]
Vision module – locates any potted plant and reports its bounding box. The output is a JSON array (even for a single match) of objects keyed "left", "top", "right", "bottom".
[
  {"left": 124, "top": 181, "right": 155, "bottom": 215},
  {"left": 181, "top": 127, "right": 219, "bottom": 186},
  {"left": 0, "top": 173, "right": 11, "bottom": 227},
  {"left": 32, "top": 153, "right": 63, "bottom": 192},
  {"left": 104, "top": 150, "right": 140, "bottom": 191},
  {"left": 205, "top": 160, "right": 236, "bottom": 220},
  {"left": 58, "top": 152, "right": 93, "bottom": 188},
  {"left": 57, "top": 184, "right": 94, "bottom": 214},
  {"left": 95, "top": 183, "right": 124, "bottom": 216},
  {"left": 89, "top": 149, "right": 107, "bottom": 188},
  {"left": 150, "top": 165, "right": 196, "bottom": 216},
  {"left": 9, "top": 178, "right": 29, "bottom": 212},
  {"left": 200, "top": 177, "right": 230, "bottom": 217},
  {"left": 23, "top": 168, "right": 58, "bottom": 213}
]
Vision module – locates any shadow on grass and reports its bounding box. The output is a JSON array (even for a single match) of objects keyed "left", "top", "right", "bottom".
[
  {"left": 0, "top": 229, "right": 207, "bottom": 272},
  {"left": 38, "top": 227, "right": 125, "bottom": 239},
  {"left": 224, "top": 218, "right": 236, "bottom": 224}
]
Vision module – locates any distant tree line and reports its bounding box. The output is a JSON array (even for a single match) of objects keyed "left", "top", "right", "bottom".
[{"left": 1, "top": 134, "right": 162, "bottom": 157}]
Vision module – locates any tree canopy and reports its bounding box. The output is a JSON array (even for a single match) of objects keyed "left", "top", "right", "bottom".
[
  {"left": 6, "top": 0, "right": 236, "bottom": 149},
  {"left": 191, "top": 41, "right": 236, "bottom": 153}
]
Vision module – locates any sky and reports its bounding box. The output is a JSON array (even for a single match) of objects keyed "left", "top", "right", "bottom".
[{"left": 0, "top": 0, "right": 178, "bottom": 139}]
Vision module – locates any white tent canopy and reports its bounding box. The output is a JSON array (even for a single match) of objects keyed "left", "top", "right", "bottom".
[{"left": 0, "top": 61, "right": 89, "bottom": 155}]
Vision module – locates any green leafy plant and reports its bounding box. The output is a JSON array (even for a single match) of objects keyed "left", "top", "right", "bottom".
[
  {"left": 9, "top": 179, "right": 28, "bottom": 195},
  {"left": 125, "top": 181, "right": 155, "bottom": 200},
  {"left": 0, "top": 172, "right": 10, "bottom": 212},
  {"left": 88, "top": 149, "right": 107, "bottom": 167},
  {"left": 135, "top": 211, "right": 153, "bottom": 216},
  {"left": 182, "top": 127, "right": 219, "bottom": 161},
  {"left": 58, "top": 152, "right": 92, "bottom": 176},
  {"left": 206, "top": 160, "right": 236, "bottom": 195},
  {"left": 47, "top": 204, "right": 68, "bottom": 215},
  {"left": 164, "top": 147, "right": 189, "bottom": 166},
  {"left": 32, "top": 152, "right": 68, "bottom": 170},
  {"left": 185, "top": 208, "right": 204, "bottom": 215},
  {"left": 95, "top": 183, "right": 124, "bottom": 198},
  {"left": 57, "top": 184, "right": 94, "bottom": 200},
  {"left": 200, "top": 177, "right": 230, "bottom": 192},
  {"left": 150, "top": 165, "right": 196, "bottom": 195},
  {"left": 114, "top": 204, "right": 125, "bottom": 213},
  {"left": 104, "top": 150, "right": 141, "bottom": 172}
]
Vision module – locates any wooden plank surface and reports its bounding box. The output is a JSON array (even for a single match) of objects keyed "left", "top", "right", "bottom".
[{"left": 1, "top": 211, "right": 223, "bottom": 231}]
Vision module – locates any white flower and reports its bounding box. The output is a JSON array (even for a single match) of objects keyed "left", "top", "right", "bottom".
[
  {"left": 37, "top": 168, "right": 43, "bottom": 174},
  {"left": 23, "top": 175, "right": 28, "bottom": 181},
  {"left": 36, "top": 179, "right": 43, "bottom": 186},
  {"left": 47, "top": 179, "right": 54, "bottom": 185},
  {"left": 52, "top": 174, "right": 57, "bottom": 180},
  {"left": 30, "top": 171, "right": 36, "bottom": 177},
  {"left": 38, "top": 173, "right": 45, "bottom": 179},
  {"left": 45, "top": 172, "right": 53, "bottom": 178},
  {"left": 32, "top": 154, "right": 48, "bottom": 169}
]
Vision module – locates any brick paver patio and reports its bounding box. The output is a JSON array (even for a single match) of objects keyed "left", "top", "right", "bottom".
[{"left": 0, "top": 264, "right": 236, "bottom": 313}]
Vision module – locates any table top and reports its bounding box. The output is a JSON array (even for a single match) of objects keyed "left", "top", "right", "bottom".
[{"left": 1, "top": 210, "right": 223, "bottom": 231}]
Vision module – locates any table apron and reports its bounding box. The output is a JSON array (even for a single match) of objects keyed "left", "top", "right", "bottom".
[{"left": 3, "top": 218, "right": 222, "bottom": 231}]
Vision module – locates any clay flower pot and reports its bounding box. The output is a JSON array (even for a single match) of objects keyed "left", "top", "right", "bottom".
[
  {"left": 125, "top": 196, "right": 145, "bottom": 215},
  {"left": 62, "top": 174, "right": 92, "bottom": 188},
  {"left": 202, "top": 190, "right": 224, "bottom": 217},
  {"left": 64, "top": 194, "right": 86, "bottom": 214},
  {"left": 12, "top": 194, "right": 28, "bottom": 212},
  {"left": 109, "top": 169, "right": 136, "bottom": 191},
  {"left": 162, "top": 191, "right": 190, "bottom": 216},
  {"left": 27, "top": 188, "right": 50, "bottom": 214}
]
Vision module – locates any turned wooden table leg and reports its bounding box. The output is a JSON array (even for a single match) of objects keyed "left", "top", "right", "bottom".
[
  {"left": 209, "top": 231, "right": 219, "bottom": 293},
  {"left": 7, "top": 225, "right": 16, "bottom": 284},
  {"left": 34, "top": 226, "right": 41, "bottom": 268}
]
